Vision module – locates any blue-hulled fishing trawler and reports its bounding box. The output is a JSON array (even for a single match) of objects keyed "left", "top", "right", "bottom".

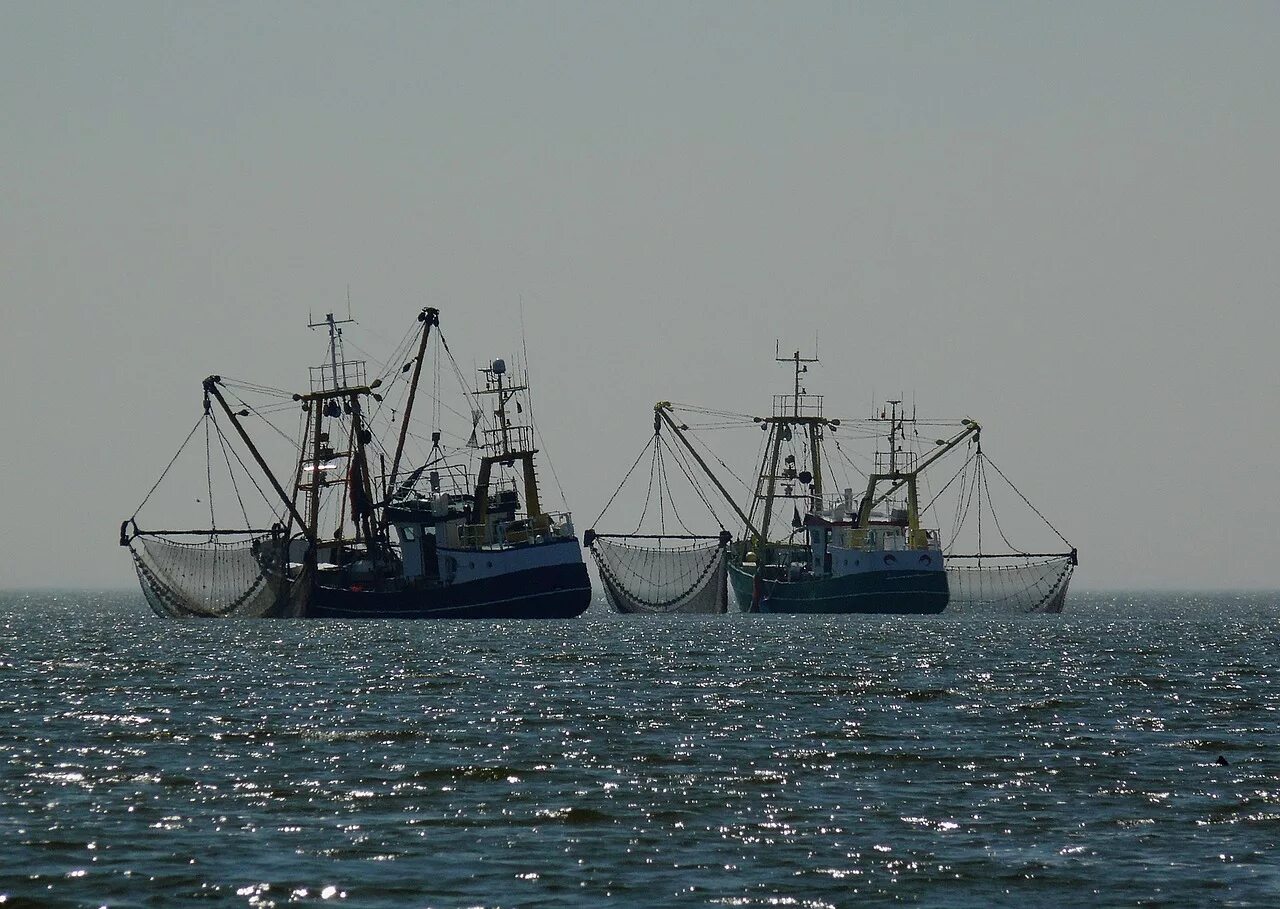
[{"left": 121, "top": 307, "right": 591, "bottom": 619}]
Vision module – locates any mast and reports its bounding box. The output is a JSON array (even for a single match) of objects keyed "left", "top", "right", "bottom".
[
  {"left": 306, "top": 391, "right": 324, "bottom": 547},
  {"left": 757, "top": 421, "right": 785, "bottom": 543},
  {"left": 749, "top": 345, "right": 831, "bottom": 548},
  {"left": 386, "top": 307, "right": 439, "bottom": 499},
  {"left": 886, "top": 400, "right": 901, "bottom": 474},
  {"left": 293, "top": 383, "right": 382, "bottom": 541},
  {"left": 293, "top": 309, "right": 383, "bottom": 549},
  {"left": 310, "top": 311, "right": 355, "bottom": 392},
  {"left": 346, "top": 389, "right": 378, "bottom": 545},
  {"left": 471, "top": 359, "right": 541, "bottom": 529},
  {"left": 807, "top": 421, "right": 824, "bottom": 505}
]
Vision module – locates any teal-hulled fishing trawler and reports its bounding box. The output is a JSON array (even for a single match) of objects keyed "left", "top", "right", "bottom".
[
  {"left": 721, "top": 392, "right": 977, "bottom": 615},
  {"left": 589, "top": 346, "right": 1075, "bottom": 614},
  {"left": 676, "top": 351, "right": 976, "bottom": 614}
]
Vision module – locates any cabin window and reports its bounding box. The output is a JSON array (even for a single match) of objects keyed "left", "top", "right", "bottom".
[{"left": 403, "top": 526, "right": 416, "bottom": 542}]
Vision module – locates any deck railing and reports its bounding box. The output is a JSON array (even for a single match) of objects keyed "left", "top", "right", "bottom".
[{"left": 459, "top": 512, "right": 576, "bottom": 548}]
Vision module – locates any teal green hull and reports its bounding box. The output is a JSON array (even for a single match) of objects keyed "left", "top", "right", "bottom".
[{"left": 727, "top": 562, "right": 948, "bottom": 614}]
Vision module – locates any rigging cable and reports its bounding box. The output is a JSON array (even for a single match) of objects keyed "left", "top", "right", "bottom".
[
  {"left": 228, "top": 392, "right": 305, "bottom": 454},
  {"left": 591, "top": 433, "right": 656, "bottom": 528},
  {"left": 131, "top": 413, "right": 207, "bottom": 520},
  {"left": 947, "top": 450, "right": 980, "bottom": 553},
  {"left": 517, "top": 304, "right": 571, "bottom": 514},
  {"left": 204, "top": 414, "right": 217, "bottom": 531},
  {"left": 213, "top": 418, "right": 252, "bottom": 529},
  {"left": 633, "top": 441, "right": 659, "bottom": 535},
  {"left": 215, "top": 418, "right": 281, "bottom": 523},
  {"left": 660, "top": 433, "right": 726, "bottom": 530},
  {"left": 655, "top": 443, "right": 667, "bottom": 534},
  {"left": 685, "top": 423, "right": 757, "bottom": 494},
  {"left": 919, "top": 448, "right": 978, "bottom": 520},
  {"left": 981, "top": 452, "right": 1073, "bottom": 547},
  {"left": 978, "top": 453, "right": 1026, "bottom": 555}
]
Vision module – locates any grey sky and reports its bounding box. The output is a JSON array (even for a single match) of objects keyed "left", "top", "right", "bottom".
[{"left": 2, "top": 2, "right": 1277, "bottom": 590}]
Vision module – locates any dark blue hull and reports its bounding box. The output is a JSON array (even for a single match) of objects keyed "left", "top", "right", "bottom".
[
  {"left": 307, "top": 562, "right": 592, "bottom": 619},
  {"left": 727, "top": 562, "right": 948, "bottom": 614}
]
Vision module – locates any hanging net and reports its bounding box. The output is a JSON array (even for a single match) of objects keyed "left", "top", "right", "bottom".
[
  {"left": 126, "top": 528, "right": 305, "bottom": 618},
  {"left": 122, "top": 381, "right": 318, "bottom": 619},
  {"left": 587, "top": 412, "right": 737, "bottom": 615},
  {"left": 590, "top": 536, "right": 728, "bottom": 614},
  {"left": 944, "top": 555, "right": 1074, "bottom": 614},
  {"left": 924, "top": 437, "right": 1078, "bottom": 614}
]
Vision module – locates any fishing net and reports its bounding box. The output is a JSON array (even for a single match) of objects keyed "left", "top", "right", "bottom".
[
  {"left": 590, "top": 537, "right": 728, "bottom": 614},
  {"left": 945, "top": 555, "right": 1074, "bottom": 614},
  {"left": 128, "top": 531, "right": 301, "bottom": 618}
]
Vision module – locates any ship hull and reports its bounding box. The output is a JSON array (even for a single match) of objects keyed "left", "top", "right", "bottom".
[
  {"left": 727, "top": 562, "right": 948, "bottom": 614},
  {"left": 307, "top": 561, "right": 592, "bottom": 619}
]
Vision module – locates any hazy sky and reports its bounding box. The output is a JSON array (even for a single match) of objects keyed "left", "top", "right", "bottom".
[{"left": 2, "top": 2, "right": 1278, "bottom": 590}]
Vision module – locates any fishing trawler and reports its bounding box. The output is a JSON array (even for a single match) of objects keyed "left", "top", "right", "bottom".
[
  {"left": 588, "top": 346, "right": 1075, "bottom": 614},
  {"left": 726, "top": 395, "right": 968, "bottom": 615},
  {"left": 121, "top": 307, "right": 592, "bottom": 619}
]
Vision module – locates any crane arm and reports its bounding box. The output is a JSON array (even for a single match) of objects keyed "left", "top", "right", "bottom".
[{"left": 655, "top": 402, "right": 761, "bottom": 541}]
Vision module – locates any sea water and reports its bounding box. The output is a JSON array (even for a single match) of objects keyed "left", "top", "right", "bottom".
[{"left": 1, "top": 590, "right": 1277, "bottom": 907}]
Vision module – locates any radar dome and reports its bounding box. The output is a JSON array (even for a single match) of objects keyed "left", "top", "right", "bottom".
[{"left": 491, "top": 358, "right": 506, "bottom": 375}]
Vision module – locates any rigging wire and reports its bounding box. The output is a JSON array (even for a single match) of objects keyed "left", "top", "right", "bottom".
[
  {"left": 204, "top": 415, "right": 216, "bottom": 531},
  {"left": 976, "top": 453, "right": 983, "bottom": 555},
  {"left": 517, "top": 300, "right": 570, "bottom": 513},
  {"left": 131, "top": 414, "right": 206, "bottom": 519},
  {"left": 946, "top": 452, "right": 980, "bottom": 553},
  {"left": 660, "top": 433, "right": 725, "bottom": 530},
  {"left": 666, "top": 403, "right": 757, "bottom": 422},
  {"left": 981, "top": 452, "right": 1073, "bottom": 546},
  {"left": 219, "top": 377, "right": 293, "bottom": 398},
  {"left": 686, "top": 425, "right": 755, "bottom": 494},
  {"left": 977, "top": 456, "right": 1020, "bottom": 554},
  {"left": 828, "top": 435, "right": 871, "bottom": 478},
  {"left": 533, "top": 422, "right": 571, "bottom": 512},
  {"left": 213, "top": 417, "right": 252, "bottom": 529},
  {"left": 437, "top": 330, "right": 480, "bottom": 424},
  {"left": 919, "top": 448, "right": 978, "bottom": 519},
  {"left": 655, "top": 443, "right": 667, "bottom": 534},
  {"left": 223, "top": 385, "right": 306, "bottom": 454},
  {"left": 215, "top": 417, "right": 281, "bottom": 523},
  {"left": 632, "top": 442, "right": 659, "bottom": 535},
  {"left": 591, "top": 434, "right": 655, "bottom": 528}
]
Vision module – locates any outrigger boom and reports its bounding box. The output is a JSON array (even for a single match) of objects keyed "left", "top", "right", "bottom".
[
  {"left": 654, "top": 402, "right": 760, "bottom": 542},
  {"left": 203, "top": 375, "right": 314, "bottom": 544}
]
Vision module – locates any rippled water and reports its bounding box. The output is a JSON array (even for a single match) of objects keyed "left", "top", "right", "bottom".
[{"left": 1, "top": 590, "right": 1278, "bottom": 907}]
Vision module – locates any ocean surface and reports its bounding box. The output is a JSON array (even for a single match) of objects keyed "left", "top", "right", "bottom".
[{"left": 1, "top": 590, "right": 1277, "bottom": 908}]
